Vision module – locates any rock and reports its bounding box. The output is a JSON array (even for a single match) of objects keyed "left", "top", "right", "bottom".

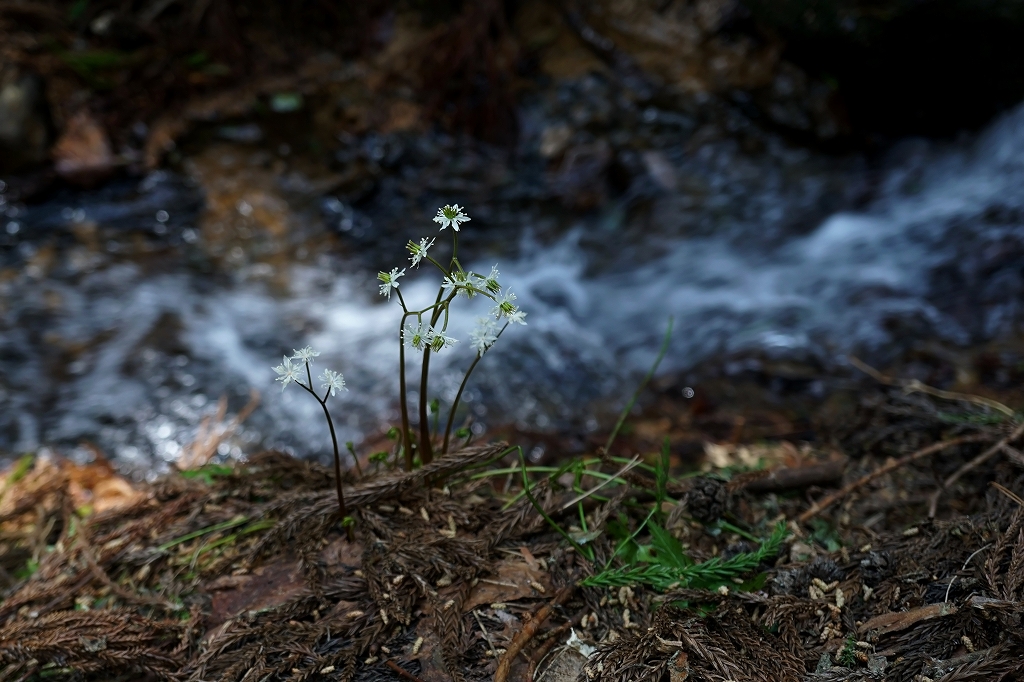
[
  {"left": 515, "top": 0, "right": 850, "bottom": 143},
  {"left": 0, "top": 70, "right": 51, "bottom": 173},
  {"left": 539, "top": 124, "right": 573, "bottom": 159},
  {"left": 52, "top": 111, "right": 117, "bottom": 186},
  {"left": 641, "top": 150, "right": 679, "bottom": 191},
  {"left": 548, "top": 139, "right": 612, "bottom": 209},
  {"left": 561, "top": 0, "right": 782, "bottom": 95}
]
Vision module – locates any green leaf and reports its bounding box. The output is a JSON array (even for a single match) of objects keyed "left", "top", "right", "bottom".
[{"left": 648, "top": 521, "right": 692, "bottom": 569}]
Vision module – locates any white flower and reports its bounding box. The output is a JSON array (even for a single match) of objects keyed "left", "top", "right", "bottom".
[
  {"left": 272, "top": 355, "right": 302, "bottom": 391},
  {"left": 407, "top": 237, "right": 435, "bottom": 268},
  {"left": 433, "top": 204, "right": 471, "bottom": 232},
  {"left": 477, "top": 264, "right": 500, "bottom": 294},
  {"left": 469, "top": 317, "right": 499, "bottom": 354},
  {"left": 427, "top": 328, "right": 457, "bottom": 353},
  {"left": 403, "top": 320, "right": 430, "bottom": 350},
  {"left": 291, "top": 346, "right": 320, "bottom": 364},
  {"left": 377, "top": 267, "right": 406, "bottom": 299},
  {"left": 319, "top": 368, "right": 347, "bottom": 396},
  {"left": 506, "top": 308, "right": 528, "bottom": 325},
  {"left": 442, "top": 271, "right": 474, "bottom": 298},
  {"left": 491, "top": 289, "right": 518, "bottom": 318}
]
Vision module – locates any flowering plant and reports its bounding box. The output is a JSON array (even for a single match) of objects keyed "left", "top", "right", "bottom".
[
  {"left": 387, "top": 203, "right": 525, "bottom": 468},
  {"left": 272, "top": 204, "right": 525, "bottom": 520}
]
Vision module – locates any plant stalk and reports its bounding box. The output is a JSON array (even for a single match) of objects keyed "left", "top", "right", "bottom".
[
  {"left": 441, "top": 322, "right": 509, "bottom": 455},
  {"left": 418, "top": 347, "right": 434, "bottom": 464},
  {"left": 396, "top": 301, "right": 415, "bottom": 471},
  {"left": 442, "top": 354, "right": 481, "bottom": 456},
  {"left": 300, "top": 363, "right": 352, "bottom": 541}
]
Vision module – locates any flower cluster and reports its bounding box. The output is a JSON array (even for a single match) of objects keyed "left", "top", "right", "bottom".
[
  {"left": 402, "top": 321, "right": 457, "bottom": 352},
  {"left": 378, "top": 206, "right": 526, "bottom": 354},
  {"left": 433, "top": 204, "right": 471, "bottom": 231},
  {"left": 377, "top": 267, "right": 405, "bottom": 300},
  {"left": 320, "top": 368, "right": 347, "bottom": 396},
  {"left": 406, "top": 237, "right": 435, "bottom": 268},
  {"left": 273, "top": 345, "right": 347, "bottom": 398},
  {"left": 491, "top": 289, "right": 526, "bottom": 326},
  {"left": 469, "top": 317, "right": 499, "bottom": 354},
  {"left": 274, "top": 201, "right": 529, "bottom": 481}
]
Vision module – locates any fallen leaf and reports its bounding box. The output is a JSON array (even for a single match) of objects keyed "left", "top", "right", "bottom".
[{"left": 463, "top": 559, "right": 552, "bottom": 612}]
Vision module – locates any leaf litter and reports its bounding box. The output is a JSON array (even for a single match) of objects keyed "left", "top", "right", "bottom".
[{"left": 1, "top": 384, "right": 1024, "bottom": 682}]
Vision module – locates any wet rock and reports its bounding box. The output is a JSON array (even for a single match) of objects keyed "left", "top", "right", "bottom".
[
  {"left": 685, "top": 475, "right": 729, "bottom": 523},
  {"left": 565, "top": 0, "right": 781, "bottom": 94},
  {"left": 52, "top": 111, "right": 117, "bottom": 186},
  {"left": 749, "top": 61, "right": 848, "bottom": 140},
  {"left": 517, "top": 0, "right": 849, "bottom": 144},
  {"left": 539, "top": 124, "right": 573, "bottom": 159},
  {"left": 640, "top": 150, "right": 679, "bottom": 191},
  {"left": 548, "top": 139, "right": 612, "bottom": 209},
  {"left": 0, "top": 71, "right": 51, "bottom": 173}
]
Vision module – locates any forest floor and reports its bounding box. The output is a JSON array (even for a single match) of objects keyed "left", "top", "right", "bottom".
[{"left": 2, "top": 363, "right": 1024, "bottom": 682}]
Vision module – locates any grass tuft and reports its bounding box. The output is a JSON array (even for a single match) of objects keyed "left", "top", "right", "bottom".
[{"left": 581, "top": 521, "right": 788, "bottom": 592}]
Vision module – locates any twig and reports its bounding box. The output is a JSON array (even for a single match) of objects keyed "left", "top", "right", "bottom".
[
  {"left": 944, "top": 543, "right": 992, "bottom": 603},
  {"left": 928, "top": 421, "right": 1024, "bottom": 518},
  {"left": 384, "top": 659, "right": 428, "bottom": 682},
  {"left": 176, "top": 390, "right": 260, "bottom": 470},
  {"left": 1001, "top": 444, "right": 1024, "bottom": 468},
  {"left": 741, "top": 457, "right": 847, "bottom": 493},
  {"left": 798, "top": 435, "right": 989, "bottom": 523},
  {"left": 495, "top": 582, "right": 576, "bottom": 682},
  {"left": 472, "top": 609, "right": 499, "bottom": 656},
  {"left": 848, "top": 356, "right": 1016, "bottom": 417},
  {"left": 990, "top": 481, "right": 1024, "bottom": 508},
  {"left": 527, "top": 608, "right": 587, "bottom": 682}
]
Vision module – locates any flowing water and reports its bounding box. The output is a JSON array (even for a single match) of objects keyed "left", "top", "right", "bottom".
[{"left": 3, "top": 90, "right": 1024, "bottom": 477}]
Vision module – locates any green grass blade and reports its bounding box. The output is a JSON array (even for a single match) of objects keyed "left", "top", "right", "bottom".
[{"left": 603, "top": 317, "right": 673, "bottom": 454}]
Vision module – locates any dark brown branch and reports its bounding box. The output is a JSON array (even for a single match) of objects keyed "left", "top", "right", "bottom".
[
  {"left": 928, "top": 421, "right": 1024, "bottom": 517},
  {"left": 798, "top": 434, "right": 990, "bottom": 523},
  {"left": 495, "top": 582, "right": 576, "bottom": 682},
  {"left": 742, "top": 457, "right": 848, "bottom": 493}
]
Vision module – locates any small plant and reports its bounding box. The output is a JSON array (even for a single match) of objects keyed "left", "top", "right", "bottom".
[
  {"left": 271, "top": 204, "right": 526, "bottom": 522},
  {"left": 272, "top": 346, "right": 351, "bottom": 533},
  {"left": 581, "top": 521, "right": 788, "bottom": 592},
  {"left": 837, "top": 637, "right": 858, "bottom": 667},
  {"left": 388, "top": 204, "right": 525, "bottom": 468}
]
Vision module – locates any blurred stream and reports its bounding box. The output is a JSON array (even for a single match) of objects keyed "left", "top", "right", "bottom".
[{"left": 3, "top": 91, "right": 1024, "bottom": 477}]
